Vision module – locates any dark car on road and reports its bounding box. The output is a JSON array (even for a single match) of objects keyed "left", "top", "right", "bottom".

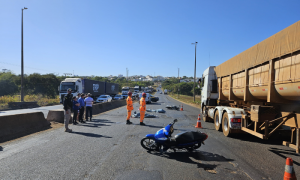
[{"left": 150, "top": 95, "right": 159, "bottom": 102}]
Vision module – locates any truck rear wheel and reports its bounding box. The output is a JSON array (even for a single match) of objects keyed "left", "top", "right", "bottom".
[
  {"left": 202, "top": 106, "right": 212, "bottom": 122},
  {"left": 222, "top": 112, "right": 231, "bottom": 137},
  {"left": 214, "top": 111, "right": 221, "bottom": 131}
]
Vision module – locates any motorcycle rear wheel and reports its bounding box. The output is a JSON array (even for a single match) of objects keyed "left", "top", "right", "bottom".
[
  {"left": 186, "top": 143, "right": 202, "bottom": 152},
  {"left": 141, "top": 138, "right": 158, "bottom": 151}
]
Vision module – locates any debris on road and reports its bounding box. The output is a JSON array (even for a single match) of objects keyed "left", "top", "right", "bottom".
[
  {"left": 131, "top": 112, "right": 157, "bottom": 118},
  {"left": 166, "top": 105, "right": 179, "bottom": 110},
  {"left": 146, "top": 109, "right": 166, "bottom": 113}
]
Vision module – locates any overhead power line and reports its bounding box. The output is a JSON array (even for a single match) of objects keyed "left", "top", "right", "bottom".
[{"left": 0, "top": 61, "right": 61, "bottom": 75}]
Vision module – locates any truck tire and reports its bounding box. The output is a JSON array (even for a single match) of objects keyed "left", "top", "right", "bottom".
[
  {"left": 214, "top": 110, "right": 221, "bottom": 131},
  {"left": 202, "top": 106, "right": 211, "bottom": 122},
  {"left": 222, "top": 112, "right": 231, "bottom": 137}
]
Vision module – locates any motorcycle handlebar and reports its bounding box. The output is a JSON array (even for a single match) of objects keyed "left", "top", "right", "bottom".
[{"left": 173, "top": 119, "right": 178, "bottom": 124}]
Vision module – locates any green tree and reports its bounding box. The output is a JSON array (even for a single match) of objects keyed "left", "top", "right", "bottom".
[{"left": 0, "top": 72, "right": 18, "bottom": 96}]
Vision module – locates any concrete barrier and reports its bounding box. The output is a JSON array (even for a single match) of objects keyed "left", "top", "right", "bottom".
[
  {"left": 47, "top": 109, "right": 64, "bottom": 123},
  {"left": 92, "top": 103, "right": 104, "bottom": 114},
  {"left": 0, "top": 112, "right": 50, "bottom": 143},
  {"left": 80, "top": 100, "right": 127, "bottom": 119}
]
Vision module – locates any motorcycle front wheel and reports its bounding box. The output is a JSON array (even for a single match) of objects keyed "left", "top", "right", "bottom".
[{"left": 141, "top": 138, "right": 158, "bottom": 151}]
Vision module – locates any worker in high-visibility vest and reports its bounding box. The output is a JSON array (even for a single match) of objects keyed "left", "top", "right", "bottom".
[
  {"left": 126, "top": 91, "right": 133, "bottom": 125},
  {"left": 139, "top": 92, "right": 147, "bottom": 126}
]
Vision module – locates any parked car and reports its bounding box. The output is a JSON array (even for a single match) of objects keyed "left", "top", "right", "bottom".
[
  {"left": 110, "top": 94, "right": 116, "bottom": 99},
  {"left": 150, "top": 95, "right": 159, "bottom": 102},
  {"left": 113, "top": 94, "right": 123, "bottom": 100},
  {"left": 96, "top": 95, "right": 112, "bottom": 103}
]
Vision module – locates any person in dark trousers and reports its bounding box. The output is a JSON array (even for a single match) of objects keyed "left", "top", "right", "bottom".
[
  {"left": 72, "top": 96, "right": 80, "bottom": 125},
  {"left": 78, "top": 94, "right": 86, "bottom": 123},
  {"left": 85, "top": 93, "right": 94, "bottom": 121},
  {"left": 63, "top": 88, "right": 73, "bottom": 132}
]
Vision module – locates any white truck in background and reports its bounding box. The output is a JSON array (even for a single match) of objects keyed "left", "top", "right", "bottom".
[
  {"left": 164, "top": 89, "right": 168, "bottom": 94},
  {"left": 121, "top": 87, "right": 130, "bottom": 99},
  {"left": 58, "top": 78, "right": 119, "bottom": 103}
]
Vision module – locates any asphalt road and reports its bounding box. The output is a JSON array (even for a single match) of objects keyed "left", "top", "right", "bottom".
[{"left": 0, "top": 89, "right": 299, "bottom": 179}]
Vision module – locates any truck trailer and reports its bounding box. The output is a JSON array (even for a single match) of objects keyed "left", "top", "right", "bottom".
[
  {"left": 59, "top": 78, "right": 119, "bottom": 103},
  {"left": 200, "top": 20, "right": 300, "bottom": 153}
]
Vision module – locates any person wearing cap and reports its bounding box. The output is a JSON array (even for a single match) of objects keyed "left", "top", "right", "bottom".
[
  {"left": 139, "top": 93, "right": 147, "bottom": 126},
  {"left": 78, "top": 94, "right": 86, "bottom": 123},
  {"left": 126, "top": 91, "right": 134, "bottom": 125},
  {"left": 63, "top": 88, "right": 73, "bottom": 132},
  {"left": 84, "top": 93, "right": 94, "bottom": 121}
]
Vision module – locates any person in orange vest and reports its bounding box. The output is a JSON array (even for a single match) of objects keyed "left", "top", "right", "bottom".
[
  {"left": 126, "top": 91, "right": 134, "bottom": 125},
  {"left": 139, "top": 92, "right": 147, "bottom": 126}
]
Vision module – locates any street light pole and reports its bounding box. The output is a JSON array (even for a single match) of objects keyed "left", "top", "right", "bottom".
[
  {"left": 21, "top": 7, "right": 28, "bottom": 102},
  {"left": 192, "top": 42, "right": 198, "bottom": 102},
  {"left": 177, "top": 68, "right": 179, "bottom": 99}
]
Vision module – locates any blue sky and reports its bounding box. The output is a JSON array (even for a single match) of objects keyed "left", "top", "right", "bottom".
[{"left": 1, "top": 0, "right": 299, "bottom": 77}]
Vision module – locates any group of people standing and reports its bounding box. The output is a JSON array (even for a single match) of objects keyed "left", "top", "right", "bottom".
[
  {"left": 64, "top": 89, "right": 147, "bottom": 132},
  {"left": 126, "top": 92, "right": 146, "bottom": 126},
  {"left": 63, "top": 88, "right": 94, "bottom": 132}
]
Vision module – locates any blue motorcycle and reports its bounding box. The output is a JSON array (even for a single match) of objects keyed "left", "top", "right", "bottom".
[{"left": 141, "top": 119, "right": 208, "bottom": 152}]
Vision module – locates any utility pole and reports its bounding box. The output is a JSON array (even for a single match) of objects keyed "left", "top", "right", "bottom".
[
  {"left": 126, "top": 68, "right": 129, "bottom": 87},
  {"left": 192, "top": 42, "right": 198, "bottom": 102},
  {"left": 177, "top": 68, "right": 179, "bottom": 99},
  {"left": 21, "top": 7, "right": 28, "bottom": 102}
]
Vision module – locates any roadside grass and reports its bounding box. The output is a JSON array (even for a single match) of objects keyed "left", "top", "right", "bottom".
[
  {"left": 169, "top": 93, "right": 201, "bottom": 107},
  {"left": 0, "top": 94, "right": 60, "bottom": 109}
]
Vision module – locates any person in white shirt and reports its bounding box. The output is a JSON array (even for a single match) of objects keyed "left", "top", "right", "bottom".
[{"left": 85, "top": 93, "right": 94, "bottom": 121}]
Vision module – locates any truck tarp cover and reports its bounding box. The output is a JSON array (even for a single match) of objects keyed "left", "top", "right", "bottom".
[
  {"left": 105, "top": 82, "right": 119, "bottom": 95},
  {"left": 83, "top": 79, "right": 105, "bottom": 96},
  {"left": 215, "top": 20, "right": 300, "bottom": 77}
]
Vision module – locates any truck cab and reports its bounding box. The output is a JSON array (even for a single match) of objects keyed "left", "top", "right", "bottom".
[
  {"left": 59, "top": 78, "right": 82, "bottom": 103},
  {"left": 121, "top": 87, "right": 130, "bottom": 99},
  {"left": 201, "top": 66, "right": 218, "bottom": 110},
  {"left": 201, "top": 66, "right": 245, "bottom": 137},
  {"left": 134, "top": 86, "right": 140, "bottom": 93}
]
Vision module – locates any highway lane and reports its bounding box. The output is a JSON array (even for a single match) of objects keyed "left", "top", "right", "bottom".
[{"left": 0, "top": 90, "right": 299, "bottom": 179}]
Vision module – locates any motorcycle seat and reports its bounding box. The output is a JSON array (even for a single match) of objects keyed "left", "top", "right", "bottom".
[{"left": 174, "top": 131, "right": 206, "bottom": 143}]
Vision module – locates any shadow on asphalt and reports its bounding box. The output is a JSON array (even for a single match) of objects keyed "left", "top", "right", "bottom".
[
  {"left": 78, "top": 124, "right": 109, "bottom": 128},
  {"left": 269, "top": 147, "right": 300, "bottom": 166},
  {"left": 92, "top": 119, "right": 115, "bottom": 123},
  {"left": 149, "top": 150, "right": 233, "bottom": 170},
  {"left": 145, "top": 124, "right": 163, "bottom": 129},
  {"left": 0, "top": 146, "right": 3, "bottom": 151},
  {"left": 149, "top": 103, "right": 161, "bottom": 105},
  {"left": 228, "top": 132, "right": 290, "bottom": 146},
  {"left": 72, "top": 132, "right": 112, "bottom": 138}
]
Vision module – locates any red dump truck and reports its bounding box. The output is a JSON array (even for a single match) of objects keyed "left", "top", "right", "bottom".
[{"left": 200, "top": 20, "right": 300, "bottom": 153}]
